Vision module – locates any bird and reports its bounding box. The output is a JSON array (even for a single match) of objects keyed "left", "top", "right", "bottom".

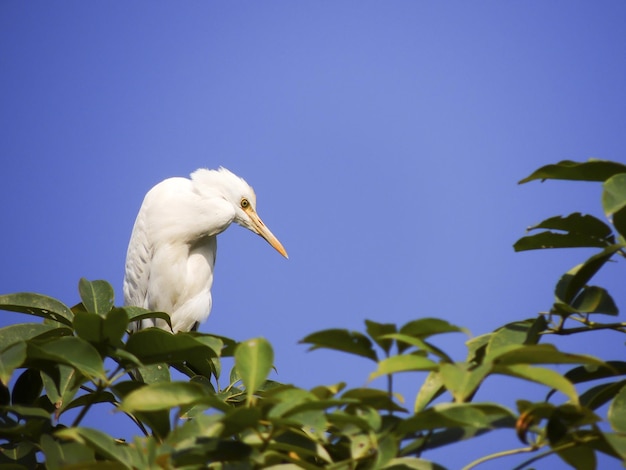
[{"left": 123, "top": 167, "right": 288, "bottom": 333}]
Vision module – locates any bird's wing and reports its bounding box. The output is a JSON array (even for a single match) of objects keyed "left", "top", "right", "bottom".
[{"left": 123, "top": 203, "right": 153, "bottom": 311}]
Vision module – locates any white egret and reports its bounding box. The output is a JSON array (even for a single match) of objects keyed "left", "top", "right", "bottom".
[{"left": 123, "top": 167, "right": 288, "bottom": 333}]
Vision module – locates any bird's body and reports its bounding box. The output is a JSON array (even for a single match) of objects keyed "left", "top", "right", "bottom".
[{"left": 123, "top": 168, "right": 287, "bottom": 333}]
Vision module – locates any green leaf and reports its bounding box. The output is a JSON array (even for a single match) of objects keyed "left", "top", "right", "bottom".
[
  {"left": 171, "top": 438, "right": 252, "bottom": 467},
  {"left": 125, "top": 329, "right": 217, "bottom": 365},
  {"left": 0, "top": 293, "right": 73, "bottom": 326},
  {"left": 365, "top": 320, "right": 396, "bottom": 355},
  {"left": 382, "top": 457, "right": 447, "bottom": 470},
  {"left": 603, "top": 173, "right": 626, "bottom": 215},
  {"left": 54, "top": 427, "right": 134, "bottom": 468},
  {"left": 300, "top": 329, "right": 378, "bottom": 361},
  {"left": 414, "top": 371, "right": 445, "bottom": 412},
  {"left": 604, "top": 433, "right": 626, "bottom": 460},
  {"left": 78, "top": 279, "right": 114, "bottom": 316},
  {"left": 486, "top": 319, "right": 545, "bottom": 356},
  {"left": 0, "top": 323, "right": 69, "bottom": 349},
  {"left": 519, "top": 159, "right": 626, "bottom": 184},
  {"left": 27, "top": 337, "right": 105, "bottom": 380},
  {"left": 41, "top": 364, "right": 79, "bottom": 413},
  {"left": 554, "top": 244, "right": 623, "bottom": 305},
  {"left": 398, "top": 402, "right": 515, "bottom": 434},
  {"left": 570, "top": 286, "right": 618, "bottom": 315},
  {"left": 103, "top": 308, "right": 129, "bottom": 345},
  {"left": 134, "top": 363, "right": 171, "bottom": 384},
  {"left": 514, "top": 213, "right": 614, "bottom": 252},
  {"left": 382, "top": 334, "right": 453, "bottom": 362},
  {"left": 609, "top": 384, "right": 626, "bottom": 432},
  {"left": 565, "top": 361, "right": 626, "bottom": 384},
  {"left": 73, "top": 311, "right": 104, "bottom": 343},
  {"left": 119, "top": 381, "right": 210, "bottom": 413},
  {"left": 494, "top": 364, "right": 579, "bottom": 404},
  {"left": 40, "top": 434, "right": 96, "bottom": 469},
  {"left": 556, "top": 438, "right": 597, "bottom": 470},
  {"left": 580, "top": 381, "right": 626, "bottom": 411},
  {"left": 123, "top": 307, "right": 173, "bottom": 330},
  {"left": 0, "top": 342, "right": 26, "bottom": 385},
  {"left": 12, "top": 368, "right": 43, "bottom": 405},
  {"left": 341, "top": 388, "right": 407, "bottom": 412},
  {"left": 439, "top": 362, "right": 491, "bottom": 403},
  {"left": 399, "top": 318, "right": 467, "bottom": 339},
  {"left": 490, "top": 344, "right": 605, "bottom": 367},
  {"left": 235, "top": 337, "right": 273, "bottom": 405},
  {"left": 111, "top": 381, "right": 173, "bottom": 438},
  {"left": 369, "top": 355, "right": 437, "bottom": 380}
]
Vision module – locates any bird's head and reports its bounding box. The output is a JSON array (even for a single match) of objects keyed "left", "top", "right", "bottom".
[{"left": 191, "top": 167, "right": 288, "bottom": 258}]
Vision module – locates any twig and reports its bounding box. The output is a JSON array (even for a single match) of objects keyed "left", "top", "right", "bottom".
[{"left": 462, "top": 445, "right": 537, "bottom": 470}]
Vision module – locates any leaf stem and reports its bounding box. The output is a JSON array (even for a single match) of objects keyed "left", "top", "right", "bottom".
[{"left": 461, "top": 445, "right": 537, "bottom": 470}]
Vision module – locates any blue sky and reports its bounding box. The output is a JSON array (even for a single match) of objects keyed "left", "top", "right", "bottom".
[{"left": 2, "top": 2, "right": 626, "bottom": 468}]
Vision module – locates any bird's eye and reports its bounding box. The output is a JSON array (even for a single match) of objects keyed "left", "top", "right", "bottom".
[{"left": 241, "top": 198, "right": 250, "bottom": 209}]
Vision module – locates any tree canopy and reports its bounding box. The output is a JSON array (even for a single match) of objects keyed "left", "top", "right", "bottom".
[{"left": 2, "top": 159, "right": 626, "bottom": 469}]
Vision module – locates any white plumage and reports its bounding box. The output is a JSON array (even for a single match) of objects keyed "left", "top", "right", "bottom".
[{"left": 123, "top": 167, "right": 287, "bottom": 333}]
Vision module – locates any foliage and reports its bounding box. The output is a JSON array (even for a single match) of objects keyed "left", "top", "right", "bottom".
[{"left": 1, "top": 158, "right": 626, "bottom": 469}]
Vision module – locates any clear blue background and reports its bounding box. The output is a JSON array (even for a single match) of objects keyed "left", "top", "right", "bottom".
[{"left": 2, "top": 2, "right": 626, "bottom": 468}]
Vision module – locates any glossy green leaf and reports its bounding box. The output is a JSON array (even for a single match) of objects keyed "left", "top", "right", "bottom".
[
  {"left": 486, "top": 318, "right": 545, "bottom": 356},
  {"left": 570, "top": 285, "right": 618, "bottom": 315},
  {"left": 612, "top": 206, "right": 626, "bottom": 241},
  {"left": 603, "top": 173, "right": 626, "bottom": 215},
  {"left": 491, "top": 344, "right": 604, "bottom": 367},
  {"left": 329, "top": 406, "right": 381, "bottom": 433},
  {"left": 439, "top": 362, "right": 490, "bottom": 403},
  {"left": 365, "top": 320, "right": 396, "bottom": 355},
  {"left": 564, "top": 361, "right": 626, "bottom": 384},
  {"left": 0, "top": 293, "right": 73, "bottom": 325},
  {"left": 125, "top": 328, "right": 217, "bottom": 365},
  {"left": 235, "top": 337, "right": 273, "bottom": 405},
  {"left": 342, "top": 388, "right": 406, "bottom": 412},
  {"left": 604, "top": 433, "right": 626, "bottom": 460},
  {"left": 494, "top": 364, "right": 578, "bottom": 403},
  {"left": 13, "top": 368, "right": 42, "bottom": 405},
  {"left": 398, "top": 403, "right": 515, "bottom": 434},
  {"left": 382, "top": 334, "right": 452, "bottom": 361},
  {"left": 40, "top": 434, "right": 96, "bottom": 469},
  {"left": 54, "top": 427, "right": 134, "bottom": 468},
  {"left": 120, "top": 381, "right": 212, "bottom": 413},
  {"left": 369, "top": 355, "right": 437, "bottom": 380},
  {"left": 171, "top": 438, "right": 252, "bottom": 466},
  {"left": 111, "top": 381, "right": 172, "bottom": 438},
  {"left": 78, "top": 278, "right": 114, "bottom": 316},
  {"left": 73, "top": 311, "right": 104, "bottom": 343},
  {"left": 41, "top": 364, "right": 78, "bottom": 413},
  {"left": 556, "top": 438, "right": 597, "bottom": 470},
  {"left": 609, "top": 384, "right": 626, "bottom": 432},
  {"left": 519, "top": 159, "right": 626, "bottom": 184},
  {"left": 514, "top": 213, "right": 614, "bottom": 251},
  {"left": 414, "top": 371, "right": 444, "bottom": 412},
  {"left": 554, "top": 244, "right": 623, "bottom": 305},
  {"left": 382, "top": 457, "right": 447, "bottom": 470},
  {"left": 399, "top": 318, "right": 467, "bottom": 339},
  {"left": 134, "top": 363, "right": 171, "bottom": 384},
  {"left": 0, "top": 323, "right": 67, "bottom": 349},
  {"left": 103, "top": 308, "right": 129, "bottom": 344},
  {"left": 514, "top": 231, "right": 612, "bottom": 251},
  {"left": 27, "top": 337, "right": 105, "bottom": 380},
  {"left": 300, "top": 329, "right": 377, "bottom": 361},
  {"left": 123, "top": 307, "right": 172, "bottom": 330},
  {"left": 0, "top": 342, "right": 26, "bottom": 385},
  {"left": 580, "top": 380, "right": 626, "bottom": 411},
  {"left": 61, "top": 391, "right": 118, "bottom": 414},
  {"left": 220, "top": 406, "right": 263, "bottom": 437}
]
